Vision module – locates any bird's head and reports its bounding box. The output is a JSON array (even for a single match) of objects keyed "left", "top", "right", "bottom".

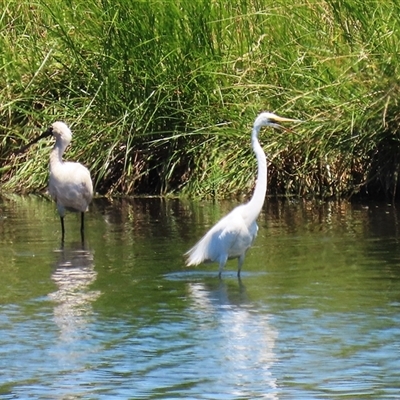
[
  {"left": 16, "top": 121, "right": 73, "bottom": 154},
  {"left": 253, "top": 112, "right": 301, "bottom": 133},
  {"left": 36, "top": 121, "right": 73, "bottom": 152},
  {"left": 43, "top": 121, "right": 72, "bottom": 141}
]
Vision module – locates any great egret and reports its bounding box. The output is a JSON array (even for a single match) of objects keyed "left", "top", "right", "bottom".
[
  {"left": 41, "top": 121, "right": 93, "bottom": 242},
  {"left": 185, "top": 112, "right": 299, "bottom": 278}
]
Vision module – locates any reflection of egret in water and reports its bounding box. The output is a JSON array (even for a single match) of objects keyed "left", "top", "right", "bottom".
[
  {"left": 48, "top": 243, "right": 100, "bottom": 343},
  {"left": 187, "top": 280, "right": 278, "bottom": 399}
]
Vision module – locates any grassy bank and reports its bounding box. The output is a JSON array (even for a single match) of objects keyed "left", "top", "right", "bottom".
[{"left": 1, "top": 0, "right": 400, "bottom": 199}]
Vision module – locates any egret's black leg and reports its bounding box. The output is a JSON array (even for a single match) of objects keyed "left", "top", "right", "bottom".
[
  {"left": 237, "top": 254, "right": 244, "bottom": 278},
  {"left": 60, "top": 216, "right": 65, "bottom": 243}
]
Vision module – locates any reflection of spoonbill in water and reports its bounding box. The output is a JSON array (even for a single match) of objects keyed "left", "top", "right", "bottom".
[
  {"left": 39, "top": 122, "right": 93, "bottom": 242},
  {"left": 185, "top": 112, "right": 300, "bottom": 278},
  {"left": 49, "top": 244, "right": 100, "bottom": 343}
]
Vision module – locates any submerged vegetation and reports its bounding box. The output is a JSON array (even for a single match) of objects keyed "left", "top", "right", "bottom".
[{"left": 1, "top": 0, "right": 400, "bottom": 199}]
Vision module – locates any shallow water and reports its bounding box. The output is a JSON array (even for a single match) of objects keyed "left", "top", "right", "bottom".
[{"left": 0, "top": 195, "right": 400, "bottom": 398}]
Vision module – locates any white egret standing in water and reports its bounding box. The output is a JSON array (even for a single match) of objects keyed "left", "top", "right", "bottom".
[
  {"left": 40, "top": 121, "right": 93, "bottom": 242},
  {"left": 185, "top": 112, "right": 299, "bottom": 278}
]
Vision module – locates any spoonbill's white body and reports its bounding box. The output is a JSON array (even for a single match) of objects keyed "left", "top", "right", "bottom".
[
  {"left": 185, "top": 112, "right": 299, "bottom": 278},
  {"left": 44, "top": 121, "right": 93, "bottom": 242}
]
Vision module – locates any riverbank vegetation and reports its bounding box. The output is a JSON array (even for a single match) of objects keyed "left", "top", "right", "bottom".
[{"left": 1, "top": 0, "right": 400, "bottom": 199}]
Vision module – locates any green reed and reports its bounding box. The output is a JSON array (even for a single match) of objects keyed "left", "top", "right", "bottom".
[{"left": 1, "top": 0, "right": 400, "bottom": 199}]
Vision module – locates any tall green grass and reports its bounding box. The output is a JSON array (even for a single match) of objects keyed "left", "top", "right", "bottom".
[{"left": 1, "top": 0, "right": 400, "bottom": 199}]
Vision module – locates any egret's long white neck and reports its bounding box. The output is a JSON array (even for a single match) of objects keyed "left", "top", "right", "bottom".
[{"left": 246, "top": 126, "right": 267, "bottom": 221}]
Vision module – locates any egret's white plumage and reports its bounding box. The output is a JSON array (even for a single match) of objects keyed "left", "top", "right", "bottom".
[
  {"left": 185, "top": 112, "right": 299, "bottom": 277},
  {"left": 44, "top": 121, "right": 93, "bottom": 241}
]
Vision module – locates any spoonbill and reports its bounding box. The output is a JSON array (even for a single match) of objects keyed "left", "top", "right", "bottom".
[
  {"left": 184, "top": 112, "right": 300, "bottom": 278},
  {"left": 41, "top": 121, "right": 93, "bottom": 242}
]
